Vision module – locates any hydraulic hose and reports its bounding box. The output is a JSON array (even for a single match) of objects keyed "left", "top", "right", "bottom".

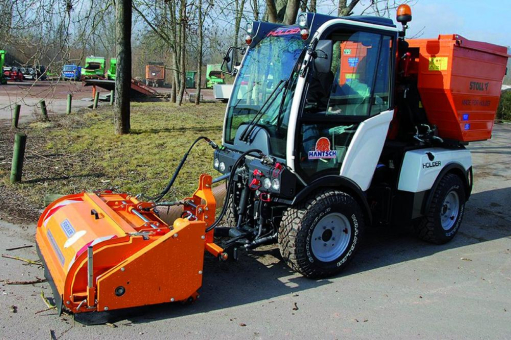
[
  {"left": 142, "top": 136, "right": 219, "bottom": 202},
  {"left": 205, "top": 148, "right": 263, "bottom": 233}
]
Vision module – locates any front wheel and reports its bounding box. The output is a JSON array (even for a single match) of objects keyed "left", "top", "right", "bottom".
[
  {"left": 415, "top": 173, "right": 466, "bottom": 244},
  {"left": 279, "top": 190, "right": 364, "bottom": 278}
]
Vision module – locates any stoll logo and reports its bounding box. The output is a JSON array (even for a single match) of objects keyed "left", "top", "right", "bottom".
[{"left": 422, "top": 161, "right": 441, "bottom": 169}]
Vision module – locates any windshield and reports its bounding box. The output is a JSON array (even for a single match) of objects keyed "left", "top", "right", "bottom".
[{"left": 225, "top": 28, "right": 306, "bottom": 158}]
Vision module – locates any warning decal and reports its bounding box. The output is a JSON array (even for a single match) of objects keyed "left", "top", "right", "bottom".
[
  {"left": 428, "top": 57, "right": 448, "bottom": 71},
  {"left": 308, "top": 137, "right": 337, "bottom": 160}
]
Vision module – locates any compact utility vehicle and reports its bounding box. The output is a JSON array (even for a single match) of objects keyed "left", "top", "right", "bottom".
[
  {"left": 36, "top": 5, "right": 508, "bottom": 317},
  {"left": 212, "top": 5, "right": 509, "bottom": 278}
]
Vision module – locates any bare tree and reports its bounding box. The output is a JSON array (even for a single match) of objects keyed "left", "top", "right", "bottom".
[
  {"left": 194, "top": 0, "right": 213, "bottom": 105},
  {"left": 177, "top": 0, "right": 187, "bottom": 106},
  {"left": 340, "top": 0, "right": 414, "bottom": 17},
  {"left": 234, "top": 0, "right": 247, "bottom": 48}
]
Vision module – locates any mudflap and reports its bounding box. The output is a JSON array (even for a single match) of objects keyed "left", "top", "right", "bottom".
[{"left": 36, "top": 243, "right": 63, "bottom": 316}]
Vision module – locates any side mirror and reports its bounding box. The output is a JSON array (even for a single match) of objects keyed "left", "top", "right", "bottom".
[
  {"left": 313, "top": 40, "right": 333, "bottom": 73},
  {"left": 222, "top": 47, "right": 238, "bottom": 75}
]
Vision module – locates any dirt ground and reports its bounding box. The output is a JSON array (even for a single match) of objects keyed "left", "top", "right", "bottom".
[{"left": 0, "top": 97, "right": 510, "bottom": 338}]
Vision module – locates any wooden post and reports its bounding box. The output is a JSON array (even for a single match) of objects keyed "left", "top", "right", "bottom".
[
  {"left": 12, "top": 104, "right": 21, "bottom": 128},
  {"left": 110, "top": 90, "right": 114, "bottom": 105},
  {"left": 40, "top": 100, "right": 48, "bottom": 121},
  {"left": 93, "top": 91, "right": 99, "bottom": 109},
  {"left": 10, "top": 133, "right": 27, "bottom": 183},
  {"left": 66, "top": 94, "right": 72, "bottom": 114}
]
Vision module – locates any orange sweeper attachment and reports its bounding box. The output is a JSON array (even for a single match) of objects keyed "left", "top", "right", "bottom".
[{"left": 36, "top": 174, "right": 224, "bottom": 316}]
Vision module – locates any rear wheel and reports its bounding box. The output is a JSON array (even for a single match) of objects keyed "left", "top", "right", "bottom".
[
  {"left": 415, "top": 173, "right": 466, "bottom": 244},
  {"left": 279, "top": 190, "right": 364, "bottom": 278}
]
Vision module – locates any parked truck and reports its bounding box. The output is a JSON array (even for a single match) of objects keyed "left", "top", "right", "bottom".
[
  {"left": 107, "top": 58, "right": 116, "bottom": 80},
  {"left": 81, "top": 56, "right": 105, "bottom": 79},
  {"left": 61, "top": 64, "right": 82, "bottom": 81},
  {"left": 205, "top": 63, "right": 225, "bottom": 88},
  {"left": 145, "top": 62, "right": 165, "bottom": 87}
]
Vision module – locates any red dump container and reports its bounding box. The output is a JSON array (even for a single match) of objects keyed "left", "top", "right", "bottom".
[{"left": 407, "top": 34, "right": 509, "bottom": 142}]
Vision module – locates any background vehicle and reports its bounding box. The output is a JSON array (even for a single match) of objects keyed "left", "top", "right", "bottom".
[
  {"left": 0, "top": 50, "right": 5, "bottom": 84},
  {"left": 107, "top": 58, "right": 116, "bottom": 80},
  {"left": 3, "top": 66, "right": 23, "bottom": 81},
  {"left": 205, "top": 63, "right": 225, "bottom": 88},
  {"left": 23, "top": 67, "right": 37, "bottom": 80},
  {"left": 61, "top": 64, "right": 82, "bottom": 81},
  {"left": 145, "top": 62, "right": 165, "bottom": 87},
  {"left": 81, "top": 56, "right": 105, "bottom": 79}
]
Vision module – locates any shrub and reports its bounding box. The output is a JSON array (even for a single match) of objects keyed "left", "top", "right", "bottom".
[{"left": 496, "top": 90, "right": 511, "bottom": 121}]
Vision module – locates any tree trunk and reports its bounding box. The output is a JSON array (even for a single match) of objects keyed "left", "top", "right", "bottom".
[
  {"left": 252, "top": 0, "right": 260, "bottom": 21},
  {"left": 234, "top": 0, "right": 246, "bottom": 48},
  {"left": 195, "top": 0, "right": 203, "bottom": 105},
  {"left": 338, "top": 0, "right": 359, "bottom": 16},
  {"left": 114, "top": 0, "right": 132, "bottom": 135},
  {"left": 310, "top": 0, "right": 316, "bottom": 12},
  {"left": 283, "top": 0, "right": 300, "bottom": 25},
  {"left": 300, "top": 0, "right": 307, "bottom": 12},
  {"left": 177, "top": 0, "right": 186, "bottom": 106},
  {"left": 265, "top": 0, "right": 278, "bottom": 23}
]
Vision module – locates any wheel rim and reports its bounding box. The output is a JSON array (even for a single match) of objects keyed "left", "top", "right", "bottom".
[
  {"left": 440, "top": 190, "right": 460, "bottom": 230},
  {"left": 311, "top": 212, "right": 351, "bottom": 262}
]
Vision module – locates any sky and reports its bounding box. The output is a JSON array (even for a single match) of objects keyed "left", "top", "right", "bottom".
[{"left": 351, "top": 0, "right": 511, "bottom": 48}]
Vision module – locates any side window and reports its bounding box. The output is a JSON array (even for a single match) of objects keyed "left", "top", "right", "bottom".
[
  {"left": 304, "top": 31, "right": 392, "bottom": 117},
  {"left": 327, "top": 32, "right": 381, "bottom": 116},
  {"left": 370, "top": 36, "right": 392, "bottom": 116}
]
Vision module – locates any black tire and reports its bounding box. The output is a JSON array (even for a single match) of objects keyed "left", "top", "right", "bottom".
[
  {"left": 415, "top": 173, "right": 466, "bottom": 244},
  {"left": 278, "top": 190, "right": 364, "bottom": 278},
  {"left": 221, "top": 192, "right": 237, "bottom": 227}
]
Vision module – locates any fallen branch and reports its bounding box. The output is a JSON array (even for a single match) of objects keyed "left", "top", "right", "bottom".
[
  {"left": 5, "top": 277, "right": 46, "bottom": 285},
  {"left": 40, "top": 291, "right": 56, "bottom": 310},
  {"left": 2, "top": 254, "right": 42, "bottom": 266},
  {"left": 35, "top": 306, "right": 57, "bottom": 315},
  {"left": 5, "top": 245, "right": 34, "bottom": 251}
]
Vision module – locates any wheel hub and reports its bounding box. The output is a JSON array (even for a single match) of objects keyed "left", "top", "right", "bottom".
[
  {"left": 440, "top": 191, "right": 460, "bottom": 230},
  {"left": 311, "top": 212, "right": 351, "bottom": 262},
  {"left": 321, "top": 229, "right": 333, "bottom": 242}
]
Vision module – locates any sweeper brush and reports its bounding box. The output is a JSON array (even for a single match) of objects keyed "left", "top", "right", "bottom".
[{"left": 36, "top": 174, "right": 224, "bottom": 315}]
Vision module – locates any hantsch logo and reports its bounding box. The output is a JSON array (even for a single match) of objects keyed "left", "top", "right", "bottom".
[{"left": 308, "top": 137, "right": 337, "bottom": 160}]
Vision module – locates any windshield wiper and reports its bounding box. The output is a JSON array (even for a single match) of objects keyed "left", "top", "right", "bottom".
[{"left": 240, "top": 79, "right": 287, "bottom": 142}]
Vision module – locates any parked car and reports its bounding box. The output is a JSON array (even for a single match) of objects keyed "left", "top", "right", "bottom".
[{"left": 3, "top": 66, "right": 23, "bottom": 81}]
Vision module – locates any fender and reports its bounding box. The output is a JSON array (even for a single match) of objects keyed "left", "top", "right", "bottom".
[
  {"left": 292, "top": 175, "right": 372, "bottom": 226},
  {"left": 422, "top": 163, "right": 472, "bottom": 215}
]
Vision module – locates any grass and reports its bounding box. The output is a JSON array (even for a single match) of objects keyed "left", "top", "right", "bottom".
[{"left": 0, "top": 101, "right": 226, "bottom": 222}]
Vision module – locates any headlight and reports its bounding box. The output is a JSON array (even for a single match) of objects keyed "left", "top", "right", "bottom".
[
  {"left": 272, "top": 178, "right": 280, "bottom": 191},
  {"left": 214, "top": 158, "right": 219, "bottom": 169},
  {"left": 219, "top": 162, "right": 226, "bottom": 172},
  {"left": 263, "top": 177, "right": 272, "bottom": 189}
]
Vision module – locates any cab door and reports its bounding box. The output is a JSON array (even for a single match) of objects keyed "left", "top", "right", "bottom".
[{"left": 295, "top": 29, "right": 395, "bottom": 190}]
